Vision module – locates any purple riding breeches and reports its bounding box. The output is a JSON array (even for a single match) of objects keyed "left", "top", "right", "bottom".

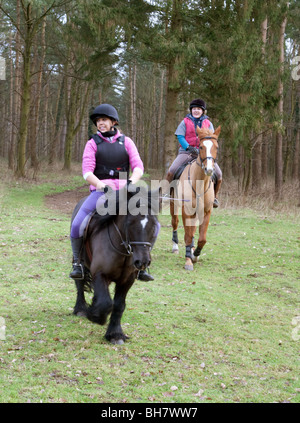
[{"left": 70, "top": 191, "right": 105, "bottom": 239}]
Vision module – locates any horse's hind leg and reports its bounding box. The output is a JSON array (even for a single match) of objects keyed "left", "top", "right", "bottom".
[
  {"left": 105, "top": 276, "right": 135, "bottom": 344},
  {"left": 73, "top": 280, "right": 88, "bottom": 317},
  {"left": 87, "top": 272, "right": 112, "bottom": 326}
]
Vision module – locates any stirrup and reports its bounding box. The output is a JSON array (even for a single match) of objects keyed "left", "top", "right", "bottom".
[{"left": 70, "top": 263, "right": 84, "bottom": 280}]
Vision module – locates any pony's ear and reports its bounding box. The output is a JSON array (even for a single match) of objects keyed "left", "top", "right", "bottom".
[
  {"left": 214, "top": 126, "right": 221, "bottom": 137},
  {"left": 196, "top": 126, "right": 201, "bottom": 137}
]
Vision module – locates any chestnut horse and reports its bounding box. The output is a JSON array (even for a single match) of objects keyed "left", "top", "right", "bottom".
[{"left": 170, "top": 126, "right": 221, "bottom": 270}]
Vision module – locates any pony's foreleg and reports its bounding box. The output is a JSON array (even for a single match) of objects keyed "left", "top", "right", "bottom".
[
  {"left": 170, "top": 199, "right": 179, "bottom": 254},
  {"left": 87, "top": 272, "right": 112, "bottom": 326},
  {"left": 194, "top": 210, "right": 211, "bottom": 257},
  {"left": 73, "top": 280, "right": 88, "bottom": 317},
  {"left": 172, "top": 227, "right": 179, "bottom": 254},
  {"left": 105, "top": 275, "right": 135, "bottom": 344}
]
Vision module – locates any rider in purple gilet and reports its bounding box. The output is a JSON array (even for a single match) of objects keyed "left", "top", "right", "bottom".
[{"left": 70, "top": 103, "right": 154, "bottom": 282}]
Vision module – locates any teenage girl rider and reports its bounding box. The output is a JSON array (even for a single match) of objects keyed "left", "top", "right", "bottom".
[
  {"left": 70, "top": 103, "right": 154, "bottom": 282},
  {"left": 166, "top": 98, "right": 222, "bottom": 207}
]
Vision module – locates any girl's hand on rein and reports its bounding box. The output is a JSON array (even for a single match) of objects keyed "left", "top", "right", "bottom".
[{"left": 96, "top": 182, "right": 108, "bottom": 192}]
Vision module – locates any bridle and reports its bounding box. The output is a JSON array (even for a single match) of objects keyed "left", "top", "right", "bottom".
[
  {"left": 196, "top": 135, "right": 218, "bottom": 170},
  {"left": 107, "top": 218, "right": 152, "bottom": 257},
  {"left": 187, "top": 135, "right": 218, "bottom": 198}
]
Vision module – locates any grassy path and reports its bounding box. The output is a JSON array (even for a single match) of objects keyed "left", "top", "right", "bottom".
[{"left": 0, "top": 173, "right": 299, "bottom": 403}]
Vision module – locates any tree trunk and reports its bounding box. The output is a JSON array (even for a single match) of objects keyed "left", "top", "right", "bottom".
[
  {"left": 49, "top": 77, "right": 64, "bottom": 165},
  {"left": 9, "top": 0, "right": 21, "bottom": 170},
  {"left": 261, "top": 131, "right": 269, "bottom": 181},
  {"left": 16, "top": 34, "right": 31, "bottom": 177},
  {"left": 63, "top": 79, "right": 91, "bottom": 170},
  {"left": 252, "top": 133, "right": 262, "bottom": 190},
  {"left": 163, "top": 62, "right": 180, "bottom": 173},
  {"left": 252, "top": 15, "right": 268, "bottom": 190},
  {"left": 8, "top": 32, "right": 14, "bottom": 167},
  {"left": 292, "top": 129, "right": 299, "bottom": 179},
  {"left": 30, "top": 15, "right": 46, "bottom": 171},
  {"left": 158, "top": 68, "right": 165, "bottom": 170},
  {"left": 130, "top": 62, "right": 137, "bottom": 141},
  {"left": 275, "top": 10, "right": 287, "bottom": 197}
]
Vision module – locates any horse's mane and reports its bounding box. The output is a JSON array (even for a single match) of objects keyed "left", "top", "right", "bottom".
[
  {"left": 90, "top": 187, "right": 158, "bottom": 235},
  {"left": 196, "top": 127, "right": 214, "bottom": 138},
  {"left": 196, "top": 125, "right": 221, "bottom": 140}
]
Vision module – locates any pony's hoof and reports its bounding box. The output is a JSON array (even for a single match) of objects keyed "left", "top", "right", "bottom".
[
  {"left": 111, "top": 339, "right": 125, "bottom": 345},
  {"left": 76, "top": 311, "right": 87, "bottom": 317},
  {"left": 185, "top": 258, "right": 193, "bottom": 270},
  {"left": 185, "top": 264, "right": 194, "bottom": 271},
  {"left": 106, "top": 333, "right": 129, "bottom": 344},
  {"left": 191, "top": 254, "right": 199, "bottom": 264},
  {"left": 172, "top": 242, "right": 179, "bottom": 254}
]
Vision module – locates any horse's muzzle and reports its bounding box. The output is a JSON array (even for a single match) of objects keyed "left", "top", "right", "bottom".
[
  {"left": 205, "top": 168, "right": 214, "bottom": 177},
  {"left": 134, "top": 259, "right": 151, "bottom": 271}
]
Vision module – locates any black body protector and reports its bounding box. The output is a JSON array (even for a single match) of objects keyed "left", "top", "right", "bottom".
[{"left": 92, "top": 134, "right": 130, "bottom": 180}]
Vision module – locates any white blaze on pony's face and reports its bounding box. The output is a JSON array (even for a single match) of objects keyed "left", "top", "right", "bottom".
[
  {"left": 196, "top": 126, "right": 221, "bottom": 176},
  {"left": 203, "top": 140, "right": 214, "bottom": 176},
  {"left": 140, "top": 216, "right": 148, "bottom": 230}
]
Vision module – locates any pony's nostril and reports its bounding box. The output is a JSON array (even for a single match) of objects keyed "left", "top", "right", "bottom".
[
  {"left": 134, "top": 259, "right": 151, "bottom": 270},
  {"left": 134, "top": 260, "right": 142, "bottom": 269}
]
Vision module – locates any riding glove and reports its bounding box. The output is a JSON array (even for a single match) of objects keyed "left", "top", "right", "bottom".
[{"left": 186, "top": 146, "right": 199, "bottom": 156}]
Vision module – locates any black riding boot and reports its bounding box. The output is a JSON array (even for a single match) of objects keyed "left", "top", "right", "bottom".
[
  {"left": 69, "top": 237, "right": 84, "bottom": 280},
  {"left": 213, "top": 179, "right": 222, "bottom": 208},
  {"left": 138, "top": 270, "right": 154, "bottom": 281}
]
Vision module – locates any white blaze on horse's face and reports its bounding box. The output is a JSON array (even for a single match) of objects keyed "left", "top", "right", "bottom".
[
  {"left": 203, "top": 140, "right": 214, "bottom": 176},
  {"left": 140, "top": 216, "right": 148, "bottom": 230}
]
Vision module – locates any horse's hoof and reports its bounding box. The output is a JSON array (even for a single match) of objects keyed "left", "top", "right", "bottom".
[
  {"left": 172, "top": 242, "right": 179, "bottom": 254},
  {"left": 185, "top": 257, "right": 193, "bottom": 270},
  {"left": 76, "top": 311, "right": 87, "bottom": 317},
  {"left": 111, "top": 339, "right": 125, "bottom": 345},
  {"left": 185, "top": 264, "right": 194, "bottom": 271}
]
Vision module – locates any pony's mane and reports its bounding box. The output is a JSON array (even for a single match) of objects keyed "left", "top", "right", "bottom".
[
  {"left": 196, "top": 125, "right": 221, "bottom": 140},
  {"left": 90, "top": 187, "right": 158, "bottom": 235},
  {"left": 196, "top": 127, "right": 214, "bottom": 137}
]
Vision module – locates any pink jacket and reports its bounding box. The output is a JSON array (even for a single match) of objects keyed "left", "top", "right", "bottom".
[{"left": 82, "top": 130, "right": 144, "bottom": 191}]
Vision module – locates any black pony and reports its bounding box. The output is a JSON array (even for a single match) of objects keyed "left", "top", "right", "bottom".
[{"left": 71, "top": 186, "right": 160, "bottom": 344}]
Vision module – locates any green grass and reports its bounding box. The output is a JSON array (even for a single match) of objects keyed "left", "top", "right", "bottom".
[{"left": 0, "top": 164, "right": 299, "bottom": 403}]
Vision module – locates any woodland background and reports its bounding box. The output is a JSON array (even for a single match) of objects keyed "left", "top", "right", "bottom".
[{"left": 0, "top": 0, "right": 299, "bottom": 198}]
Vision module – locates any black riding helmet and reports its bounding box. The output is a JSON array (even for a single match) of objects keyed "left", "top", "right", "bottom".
[
  {"left": 90, "top": 104, "right": 119, "bottom": 126},
  {"left": 189, "top": 98, "right": 206, "bottom": 112}
]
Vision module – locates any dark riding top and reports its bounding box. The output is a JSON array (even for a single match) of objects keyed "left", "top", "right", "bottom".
[{"left": 92, "top": 134, "right": 130, "bottom": 180}]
